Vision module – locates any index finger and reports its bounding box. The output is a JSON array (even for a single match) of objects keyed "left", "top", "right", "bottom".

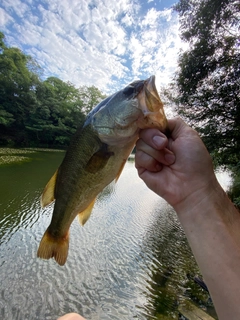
[{"left": 138, "top": 128, "right": 168, "bottom": 150}]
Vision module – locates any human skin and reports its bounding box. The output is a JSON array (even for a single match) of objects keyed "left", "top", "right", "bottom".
[
  {"left": 58, "top": 313, "right": 86, "bottom": 320},
  {"left": 135, "top": 118, "right": 240, "bottom": 320}
]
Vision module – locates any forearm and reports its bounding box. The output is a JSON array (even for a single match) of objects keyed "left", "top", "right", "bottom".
[{"left": 175, "top": 182, "right": 240, "bottom": 319}]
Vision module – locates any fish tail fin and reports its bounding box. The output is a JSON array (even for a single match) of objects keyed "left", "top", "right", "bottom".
[{"left": 37, "top": 228, "right": 69, "bottom": 266}]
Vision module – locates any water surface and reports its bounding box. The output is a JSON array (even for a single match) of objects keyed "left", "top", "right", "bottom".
[{"left": 0, "top": 151, "right": 225, "bottom": 319}]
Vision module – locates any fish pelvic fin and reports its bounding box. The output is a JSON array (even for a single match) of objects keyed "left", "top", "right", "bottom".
[
  {"left": 37, "top": 228, "right": 69, "bottom": 266},
  {"left": 41, "top": 170, "right": 58, "bottom": 207},
  {"left": 78, "top": 198, "right": 96, "bottom": 226}
]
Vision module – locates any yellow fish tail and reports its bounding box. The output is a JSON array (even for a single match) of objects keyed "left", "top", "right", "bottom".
[{"left": 37, "top": 228, "right": 69, "bottom": 266}]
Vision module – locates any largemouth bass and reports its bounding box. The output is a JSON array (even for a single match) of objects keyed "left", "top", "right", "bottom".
[{"left": 37, "top": 75, "right": 168, "bottom": 265}]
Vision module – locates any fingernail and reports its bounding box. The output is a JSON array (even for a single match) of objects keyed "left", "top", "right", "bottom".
[
  {"left": 152, "top": 135, "right": 165, "bottom": 148},
  {"left": 165, "top": 153, "right": 175, "bottom": 164}
]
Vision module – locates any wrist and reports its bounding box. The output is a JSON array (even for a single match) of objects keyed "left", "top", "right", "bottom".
[
  {"left": 174, "top": 178, "right": 240, "bottom": 244},
  {"left": 174, "top": 177, "right": 225, "bottom": 222}
]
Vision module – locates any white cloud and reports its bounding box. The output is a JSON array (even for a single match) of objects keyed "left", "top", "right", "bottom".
[
  {"left": 141, "top": 8, "right": 160, "bottom": 27},
  {"left": 126, "top": 8, "right": 186, "bottom": 88},
  {"left": 0, "top": 0, "right": 185, "bottom": 93},
  {"left": 0, "top": 7, "right": 13, "bottom": 27},
  {"left": 1, "top": 0, "right": 29, "bottom": 17},
  {"left": 121, "top": 13, "right": 134, "bottom": 27}
]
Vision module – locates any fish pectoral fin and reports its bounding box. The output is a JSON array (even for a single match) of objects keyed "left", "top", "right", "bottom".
[
  {"left": 78, "top": 198, "right": 96, "bottom": 226},
  {"left": 85, "top": 144, "right": 114, "bottom": 174},
  {"left": 115, "top": 158, "right": 127, "bottom": 182},
  {"left": 41, "top": 170, "right": 58, "bottom": 207},
  {"left": 37, "top": 228, "right": 69, "bottom": 266}
]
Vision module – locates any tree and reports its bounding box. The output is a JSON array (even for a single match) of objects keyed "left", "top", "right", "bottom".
[
  {"left": 78, "top": 85, "right": 107, "bottom": 115},
  {"left": 0, "top": 32, "right": 106, "bottom": 148},
  {"left": 0, "top": 32, "right": 41, "bottom": 145},
  {"left": 173, "top": 0, "right": 240, "bottom": 168},
  {"left": 27, "top": 77, "right": 86, "bottom": 147}
]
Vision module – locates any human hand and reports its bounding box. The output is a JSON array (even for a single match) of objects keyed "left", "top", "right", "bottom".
[
  {"left": 58, "top": 313, "right": 86, "bottom": 320},
  {"left": 135, "top": 118, "right": 218, "bottom": 213}
]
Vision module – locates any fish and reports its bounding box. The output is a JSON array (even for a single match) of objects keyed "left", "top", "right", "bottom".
[{"left": 37, "top": 75, "right": 168, "bottom": 266}]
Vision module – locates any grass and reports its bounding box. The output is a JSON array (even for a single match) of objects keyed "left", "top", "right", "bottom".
[
  {"left": 0, "top": 147, "right": 63, "bottom": 166},
  {"left": 0, "top": 148, "right": 36, "bottom": 155},
  {"left": 0, "top": 155, "right": 32, "bottom": 165}
]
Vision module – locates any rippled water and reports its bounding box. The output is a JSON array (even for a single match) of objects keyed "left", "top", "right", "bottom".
[{"left": 0, "top": 151, "right": 227, "bottom": 320}]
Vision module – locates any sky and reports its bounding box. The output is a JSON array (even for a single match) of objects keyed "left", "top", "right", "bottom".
[{"left": 0, "top": 0, "right": 187, "bottom": 94}]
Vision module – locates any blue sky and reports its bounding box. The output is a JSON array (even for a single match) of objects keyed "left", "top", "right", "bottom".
[{"left": 0, "top": 0, "right": 187, "bottom": 93}]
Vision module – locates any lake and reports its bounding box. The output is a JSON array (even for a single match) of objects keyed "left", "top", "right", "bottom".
[{"left": 0, "top": 150, "right": 230, "bottom": 319}]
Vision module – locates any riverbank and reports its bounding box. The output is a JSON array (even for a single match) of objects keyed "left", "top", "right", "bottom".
[{"left": 0, "top": 147, "right": 64, "bottom": 166}]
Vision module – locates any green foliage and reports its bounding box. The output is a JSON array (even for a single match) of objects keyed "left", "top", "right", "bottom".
[
  {"left": 78, "top": 85, "right": 106, "bottom": 115},
  {"left": 172, "top": 0, "right": 240, "bottom": 169},
  {"left": 228, "top": 164, "right": 240, "bottom": 208},
  {"left": 0, "top": 32, "right": 106, "bottom": 148}
]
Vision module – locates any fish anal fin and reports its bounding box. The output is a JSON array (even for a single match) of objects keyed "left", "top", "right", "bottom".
[
  {"left": 78, "top": 198, "right": 96, "bottom": 226},
  {"left": 37, "top": 228, "right": 69, "bottom": 266},
  {"left": 85, "top": 144, "right": 114, "bottom": 174},
  {"left": 115, "top": 159, "right": 127, "bottom": 182},
  {"left": 41, "top": 170, "right": 58, "bottom": 208}
]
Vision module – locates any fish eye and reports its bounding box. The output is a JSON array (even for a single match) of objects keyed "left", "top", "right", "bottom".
[{"left": 123, "top": 85, "right": 135, "bottom": 97}]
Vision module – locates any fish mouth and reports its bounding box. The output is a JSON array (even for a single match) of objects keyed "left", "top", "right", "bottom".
[
  {"left": 137, "top": 75, "right": 168, "bottom": 132},
  {"left": 144, "top": 75, "right": 160, "bottom": 103}
]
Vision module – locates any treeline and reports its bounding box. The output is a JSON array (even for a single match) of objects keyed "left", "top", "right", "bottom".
[
  {"left": 173, "top": 0, "right": 239, "bottom": 168},
  {"left": 0, "top": 32, "right": 106, "bottom": 148},
  {"left": 171, "top": 0, "right": 240, "bottom": 205}
]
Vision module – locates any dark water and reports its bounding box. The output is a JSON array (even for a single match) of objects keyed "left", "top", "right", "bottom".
[{"left": 0, "top": 150, "right": 226, "bottom": 320}]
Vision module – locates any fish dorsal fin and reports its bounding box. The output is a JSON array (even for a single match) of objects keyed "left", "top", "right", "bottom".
[
  {"left": 115, "top": 159, "right": 127, "bottom": 182},
  {"left": 41, "top": 170, "right": 58, "bottom": 208},
  {"left": 78, "top": 198, "right": 96, "bottom": 226},
  {"left": 85, "top": 143, "right": 114, "bottom": 174}
]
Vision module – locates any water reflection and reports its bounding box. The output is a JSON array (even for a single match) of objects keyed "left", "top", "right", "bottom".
[
  {"left": 0, "top": 152, "right": 223, "bottom": 319},
  {"left": 137, "top": 205, "right": 198, "bottom": 319}
]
